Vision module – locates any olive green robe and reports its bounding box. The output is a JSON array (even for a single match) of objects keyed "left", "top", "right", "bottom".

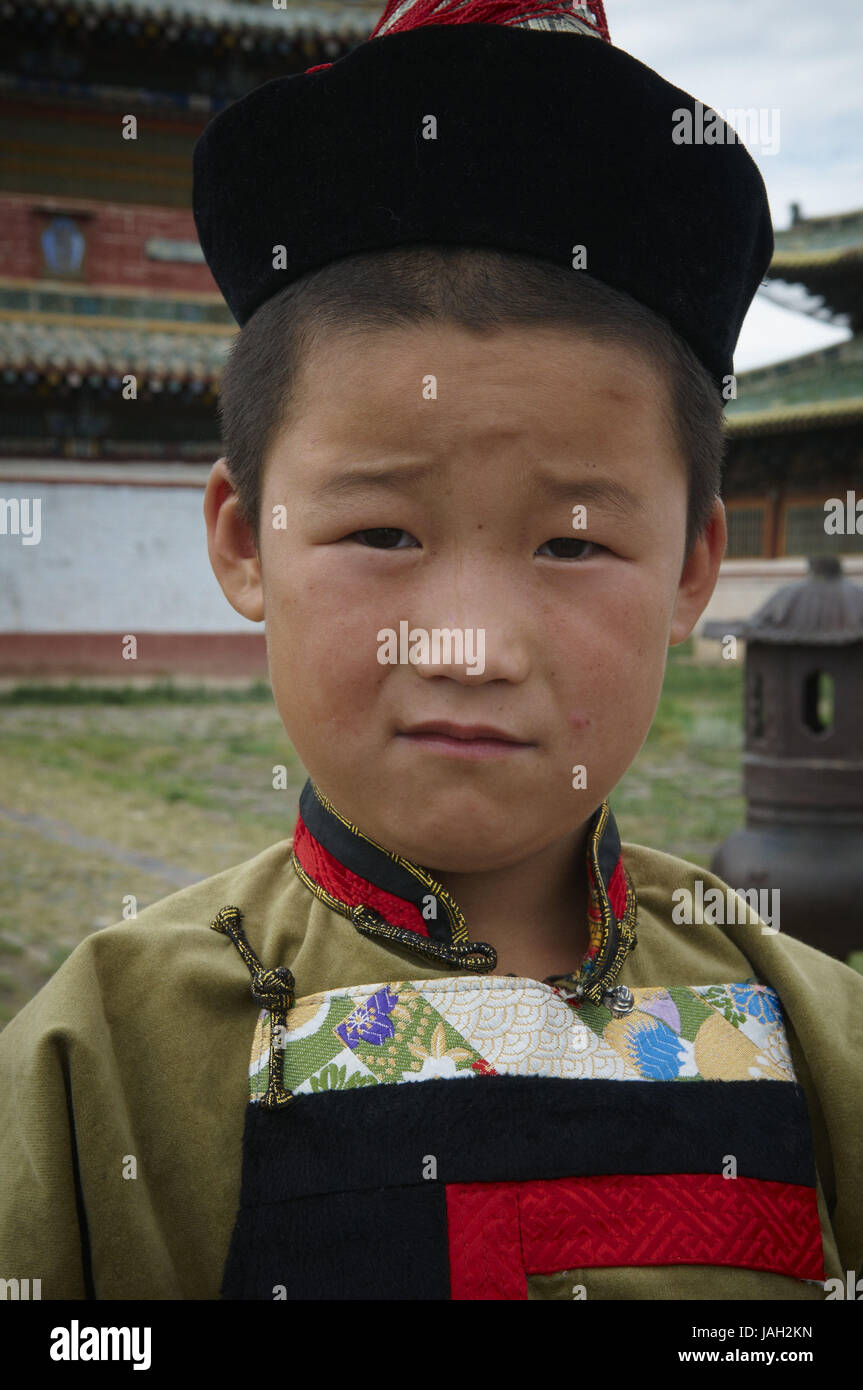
[{"left": 1, "top": 834, "right": 861, "bottom": 1300}]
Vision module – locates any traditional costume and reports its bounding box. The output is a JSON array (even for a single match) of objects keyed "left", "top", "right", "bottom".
[
  {"left": 2, "top": 0, "right": 861, "bottom": 1301},
  {"left": 1, "top": 780, "right": 861, "bottom": 1298}
]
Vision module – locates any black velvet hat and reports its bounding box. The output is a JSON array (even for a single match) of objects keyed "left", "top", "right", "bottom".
[{"left": 192, "top": 0, "right": 773, "bottom": 395}]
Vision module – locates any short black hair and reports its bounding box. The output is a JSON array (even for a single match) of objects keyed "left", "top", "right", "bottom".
[{"left": 217, "top": 244, "right": 724, "bottom": 558}]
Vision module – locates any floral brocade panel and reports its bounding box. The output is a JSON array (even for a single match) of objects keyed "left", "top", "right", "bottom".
[{"left": 247, "top": 976, "right": 796, "bottom": 1101}]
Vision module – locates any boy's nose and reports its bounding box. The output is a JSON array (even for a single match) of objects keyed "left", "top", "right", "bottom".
[{"left": 407, "top": 618, "right": 531, "bottom": 685}]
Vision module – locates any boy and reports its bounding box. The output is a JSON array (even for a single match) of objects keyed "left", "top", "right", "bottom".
[{"left": 1, "top": 0, "right": 861, "bottom": 1301}]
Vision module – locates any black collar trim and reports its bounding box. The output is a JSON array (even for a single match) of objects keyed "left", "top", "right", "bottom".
[{"left": 291, "top": 778, "right": 638, "bottom": 1004}]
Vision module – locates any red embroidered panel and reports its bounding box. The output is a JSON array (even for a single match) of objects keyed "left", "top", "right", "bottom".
[
  {"left": 293, "top": 816, "right": 430, "bottom": 936},
  {"left": 445, "top": 1172, "right": 825, "bottom": 1300},
  {"left": 606, "top": 856, "right": 628, "bottom": 920},
  {"left": 446, "top": 1183, "right": 524, "bottom": 1301}
]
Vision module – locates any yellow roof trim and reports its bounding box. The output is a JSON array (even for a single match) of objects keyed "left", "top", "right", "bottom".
[
  {"left": 769, "top": 246, "right": 863, "bottom": 271},
  {"left": 726, "top": 396, "right": 863, "bottom": 432}
]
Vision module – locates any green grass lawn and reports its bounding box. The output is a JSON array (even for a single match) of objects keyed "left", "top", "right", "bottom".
[{"left": 0, "top": 641, "right": 857, "bottom": 1020}]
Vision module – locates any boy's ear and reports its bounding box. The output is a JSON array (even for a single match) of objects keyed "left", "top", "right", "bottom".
[
  {"left": 668, "top": 496, "right": 727, "bottom": 646},
  {"left": 203, "top": 457, "right": 264, "bottom": 622}
]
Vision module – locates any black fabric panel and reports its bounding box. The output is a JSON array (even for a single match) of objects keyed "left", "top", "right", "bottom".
[
  {"left": 221, "top": 1074, "right": 817, "bottom": 1299},
  {"left": 235, "top": 1075, "right": 816, "bottom": 1200},
  {"left": 222, "top": 1185, "right": 450, "bottom": 1301}
]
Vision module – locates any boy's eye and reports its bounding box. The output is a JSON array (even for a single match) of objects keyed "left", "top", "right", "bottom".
[
  {"left": 348, "top": 527, "right": 419, "bottom": 549},
  {"left": 536, "top": 537, "right": 601, "bottom": 560},
  {"left": 344, "top": 531, "right": 602, "bottom": 557}
]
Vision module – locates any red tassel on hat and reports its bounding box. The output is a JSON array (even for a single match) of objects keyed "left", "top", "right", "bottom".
[
  {"left": 305, "top": 0, "right": 610, "bottom": 73},
  {"left": 369, "top": 0, "right": 610, "bottom": 41}
]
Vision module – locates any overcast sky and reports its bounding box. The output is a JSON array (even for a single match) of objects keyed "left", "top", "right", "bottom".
[{"left": 608, "top": 0, "right": 862, "bottom": 369}]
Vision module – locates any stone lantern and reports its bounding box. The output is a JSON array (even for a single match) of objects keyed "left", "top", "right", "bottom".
[{"left": 702, "top": 555, "right": 863, "bottom": 960}]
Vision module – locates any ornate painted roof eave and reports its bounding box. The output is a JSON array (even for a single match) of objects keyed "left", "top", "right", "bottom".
[
  {"left": 768, "top": 246, "right": 863, "bottom": 275},
  {"left": 0, "top": 315, "right": 235, "bottom": 387},
  {"left": 762, "top": 210, "right": 863, "bottom": 325},
  {"left": 24, "top": 0, "right": 379, "bottom": 37},
  {"left": 759, "top": 256, "right": 862, "bottom": 329},
  {"left": 728, "top": 336, "right": 862, "bottom": 416},
  {"left": 724, "top": 396, "right": 863, "bottom": 437},
  {"left": 772, "top": 207, "right": 863, "bottom": 257}
]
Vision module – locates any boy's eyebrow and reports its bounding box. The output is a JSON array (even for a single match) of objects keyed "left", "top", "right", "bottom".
[
  {"left": 310, "top": 460, "right": 647, "bottom": 518},
  {"left": 310, "top": 460, "right": 437, "bottom": 501},
  {"left": 529, "top": 471, "right": 648, "bottom": 519}
]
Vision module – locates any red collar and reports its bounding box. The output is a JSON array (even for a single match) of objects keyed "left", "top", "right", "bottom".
[{"left": 291, "top": 778, "right": 637, "bottom": 1006}]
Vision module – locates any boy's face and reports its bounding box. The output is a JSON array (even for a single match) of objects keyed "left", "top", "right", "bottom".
[{"left": 206, "top": 322, "right": 725, "bottom": 873}]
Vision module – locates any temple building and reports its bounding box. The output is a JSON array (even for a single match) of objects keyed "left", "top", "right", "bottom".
[
  {"left": 694, "top": 206, "right": 863, "bottom": 657},
  {"left": 0, "top": 0, "right": 376, "bottom": 676},
  {"left": 723, "top": 205, "right": 863, "bottom": 562}
]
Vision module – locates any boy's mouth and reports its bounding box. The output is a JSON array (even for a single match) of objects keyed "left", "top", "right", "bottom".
[{"left": 397, "top": 721, "right": 534, "bottom": 760}]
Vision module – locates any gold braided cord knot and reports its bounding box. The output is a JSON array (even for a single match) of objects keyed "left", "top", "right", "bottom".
[
  {"left": 250, "top": 964, "right": 296, "bottom": 1014},
  {"left": 351, "top": 904, "right": 497, "bottom": 973},
  {"left": 210, "top": 904, "right": 296, "bottom": 1109}
]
